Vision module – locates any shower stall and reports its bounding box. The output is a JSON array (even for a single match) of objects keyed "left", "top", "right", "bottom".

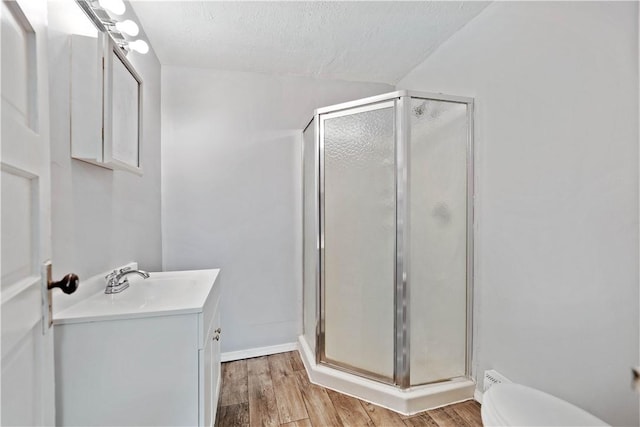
[{"left": 300, "top": 90, "right": 475, "bottom": 413}]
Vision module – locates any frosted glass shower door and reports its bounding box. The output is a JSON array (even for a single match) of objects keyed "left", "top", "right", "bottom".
[
  {"left": 320, "top": 102, "right": 395, "bottom": 381},
  {"left": 409, "top": 98, "right": 470, "bottom": 385}
]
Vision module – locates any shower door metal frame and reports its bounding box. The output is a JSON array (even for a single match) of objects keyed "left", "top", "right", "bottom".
[
  {"left": 395, "top": 95, "right": 411, "bottom": 388},
  {"left": 302, "top": 117, "right": 320, "bottom": 357},
  {"left": 307, "top": 90, "right": 475, "bottom": 389}
]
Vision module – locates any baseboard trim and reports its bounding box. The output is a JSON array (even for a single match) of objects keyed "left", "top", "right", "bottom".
[
  {"left": 474, "top": 388, "right": 483, "bottom": 404},
  {"left": 221, "top": 342, "right": 298, "bottom": 362}
]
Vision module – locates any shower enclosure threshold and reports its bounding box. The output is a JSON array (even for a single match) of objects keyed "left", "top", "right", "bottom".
[{"left": 297, "top": 336, "right": 476, "bottom": 416}]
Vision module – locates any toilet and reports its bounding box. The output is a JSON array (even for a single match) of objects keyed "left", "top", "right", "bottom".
[{"left": 481, "top": 383, "right": 609, "bottom": 426}]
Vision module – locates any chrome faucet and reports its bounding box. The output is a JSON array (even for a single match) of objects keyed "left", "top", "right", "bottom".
[{"left": 105, "top": 266, "right": 150, "bottom": 294}]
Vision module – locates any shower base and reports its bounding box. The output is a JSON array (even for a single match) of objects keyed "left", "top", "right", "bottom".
[{"left": 297, "top": 336, "right": 476, "bottom": 416}]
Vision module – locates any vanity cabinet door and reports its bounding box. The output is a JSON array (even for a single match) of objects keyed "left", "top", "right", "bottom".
[
  {"left": 199, "top": 290, "right": 221, "bottom": 426},
  {"left": 200, "top": 333, "right": 214, "bottom": 427},
  {"left": 211, "top": 310, "right": 222, "bottom": 423}
]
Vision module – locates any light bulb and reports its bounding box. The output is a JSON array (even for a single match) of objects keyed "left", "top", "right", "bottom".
[
  {"left": 115, "top": 20, "right": 139, "bottom": 36},
  {"left": 98, "top": 0, "right": 125, "bottom": 16},
  {"left": 128, "top": 39, "right": 149, "bottom": 54}
]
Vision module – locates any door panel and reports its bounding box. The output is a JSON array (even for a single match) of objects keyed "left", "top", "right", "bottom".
[
  {"left": 0, "top": 0, "right": 35, "bottom": 128},
  {"left": 1, "top": 167, "right": 37, "bottom": 286},
  {"left": 321, "top": 102, "right": 396, "bottom": 381},
  {"left": 408, "top": 99, "right": 469, "bottom": 385},
  {"left": 1, "top": 0, "right": 29, "bottom": 112},
  {"left": 1, "top": 324, "right": 45, "bottom": 425},
  {"left": 0, "top": 276, "right": 41, "bottom": 361}
]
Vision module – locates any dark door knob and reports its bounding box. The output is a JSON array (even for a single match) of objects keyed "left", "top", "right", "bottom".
[{"left": 48, "top": 273, "right": 79, "bottom": 295}]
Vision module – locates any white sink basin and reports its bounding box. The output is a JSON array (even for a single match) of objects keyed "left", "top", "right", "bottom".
[{"left": 54, "top": 269, "right": 220, "bottom": 324}]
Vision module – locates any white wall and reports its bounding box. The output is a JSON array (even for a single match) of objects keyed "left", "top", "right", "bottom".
[
  {"left": 48, "top": 1, "right": 162, "bottom": 280},
  {"left": 398, "top": 2, "right": 638, "bottom": 425},
  {"left": 161, "top": 66, "right": 392, "bottom": 353}
]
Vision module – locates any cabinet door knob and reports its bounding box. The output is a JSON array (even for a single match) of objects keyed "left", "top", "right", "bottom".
[
  {"left": 214, "top": 328, "right": 221, "bottom": 334},
  {"left": 213, "top": 334, "right": 220, "bottom": 341}
]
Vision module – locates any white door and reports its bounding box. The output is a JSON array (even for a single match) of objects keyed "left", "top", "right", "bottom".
[{"left": 1, "top": 0, "right": 56, "bottom": 424}]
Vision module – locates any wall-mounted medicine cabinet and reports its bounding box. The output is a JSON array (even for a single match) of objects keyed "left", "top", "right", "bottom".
[{"left": 71, "top": 33, "right": 143, "bottom": 175}]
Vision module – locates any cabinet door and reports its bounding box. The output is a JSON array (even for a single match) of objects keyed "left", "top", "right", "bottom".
[
  {"left": 211, "top": 311, "right": 221, "bottom": 422},
  {"left": 200, "top": 309, "right": 221, "bottom": 427},
  {"left": 200, "top": 336, "right": 213, "bottom": 427}
]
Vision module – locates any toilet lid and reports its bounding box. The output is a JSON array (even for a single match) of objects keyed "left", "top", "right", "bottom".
[{"left": 483, "top": 383, "right": 609, "bottom": 426}]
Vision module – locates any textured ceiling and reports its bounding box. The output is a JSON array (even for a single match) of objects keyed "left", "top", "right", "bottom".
[{"left": 130, "top": 1, "right": 489, "bottom": 84}]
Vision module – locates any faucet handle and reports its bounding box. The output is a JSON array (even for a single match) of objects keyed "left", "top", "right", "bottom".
[
  {"left": 105, "top": 270, "right": 119, "bottom": 280},
  {"left": 105, "top": 267, "right": 133, "bottom": 281}
]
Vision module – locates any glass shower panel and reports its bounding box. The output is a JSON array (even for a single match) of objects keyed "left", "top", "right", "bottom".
[
  {"left": 302, "top": 120, "right": 316, "bottom": 354},
  {"left": 322, "top": 103, "right": 395, "bottom": 380},
  {"left": 409, "top": 98, "right": 468, "bottom": 385}
]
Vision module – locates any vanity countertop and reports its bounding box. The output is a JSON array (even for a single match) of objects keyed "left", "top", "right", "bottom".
[{"left": 53, "top": 268, "right": 220, "bottom": 325}]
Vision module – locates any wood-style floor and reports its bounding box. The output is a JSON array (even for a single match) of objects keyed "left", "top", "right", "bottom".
[{"left": 216, "top": 351, "right": 483, "bottom": 427}]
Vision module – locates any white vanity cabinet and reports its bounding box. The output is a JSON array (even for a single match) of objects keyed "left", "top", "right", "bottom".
[{"left": 53, "top": 269, "right": 221, "bottom": 426}]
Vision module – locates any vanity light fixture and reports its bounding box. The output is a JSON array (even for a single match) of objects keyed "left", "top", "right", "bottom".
[
  {"left": 115, "top": 19, "right": 139, "bottom": 37},
  {"left": 98, "top": 0, "right": 125, "bottom": 16},
  {"left": 128, "top": 39, "right": 149, "bottom": 54},
  {"left": 77, "top": 0, "right": 149, "bottom": 55}
]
